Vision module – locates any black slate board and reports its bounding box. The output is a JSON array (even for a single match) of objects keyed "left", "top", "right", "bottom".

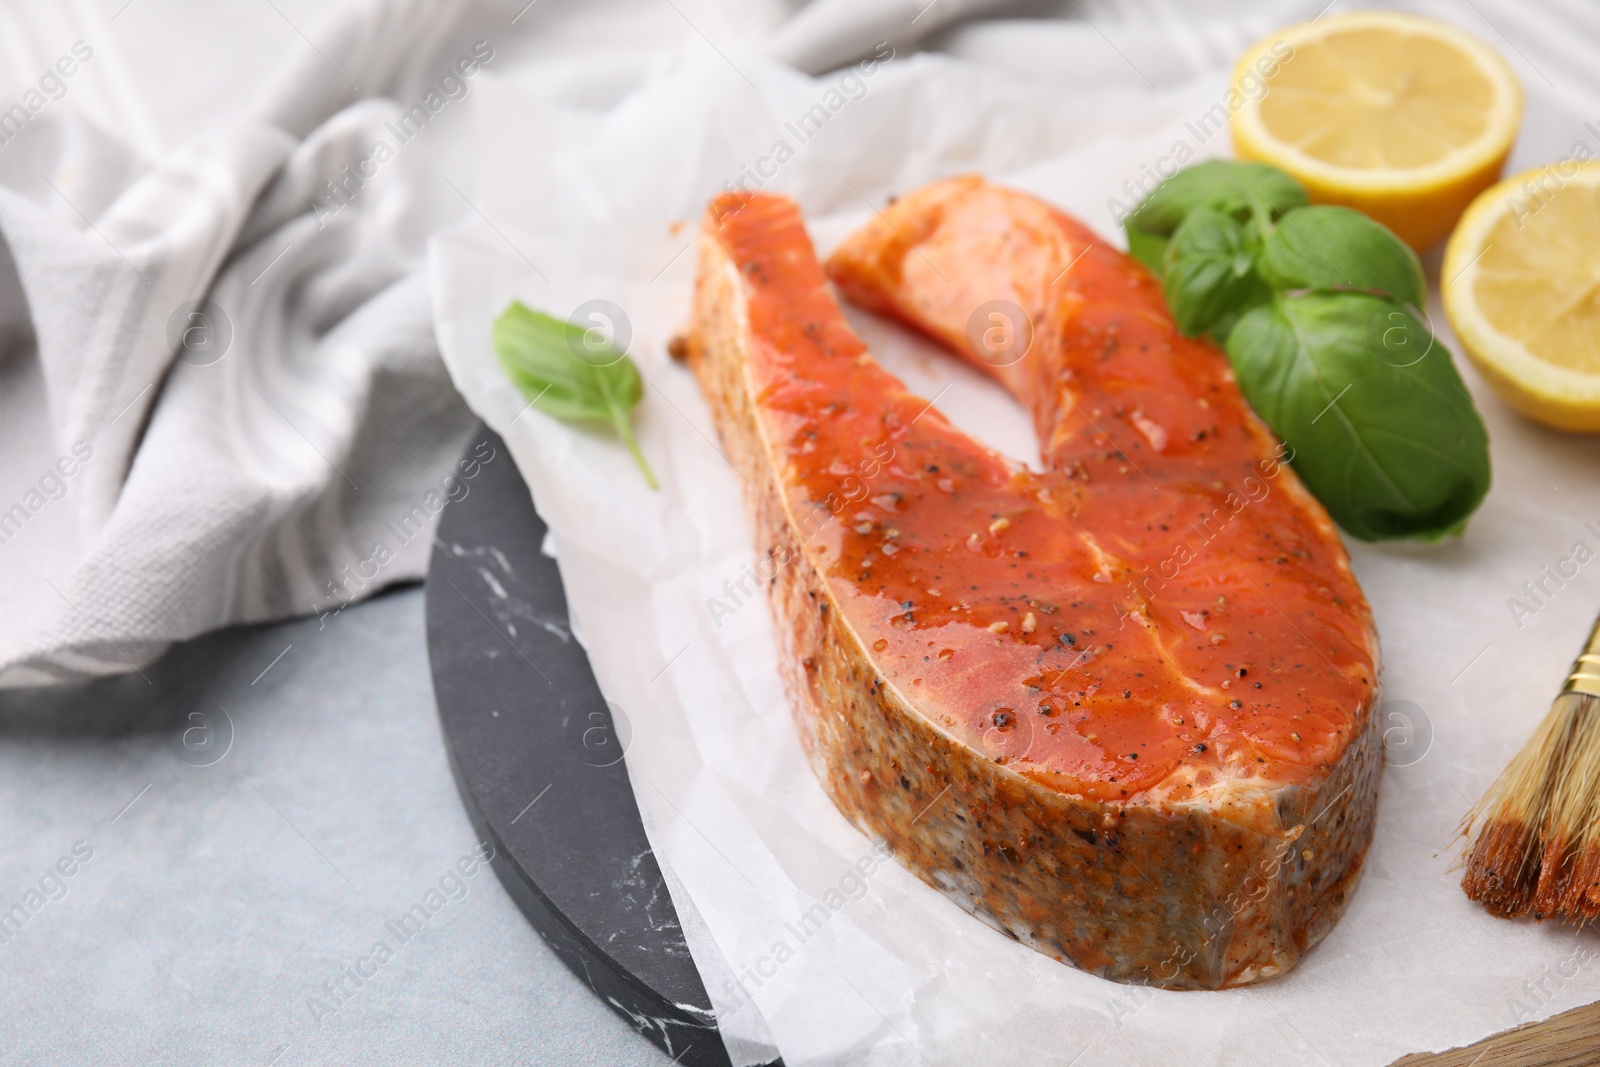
[{"left": 425, "top": 425, "right": 770, "bottom": 1067}]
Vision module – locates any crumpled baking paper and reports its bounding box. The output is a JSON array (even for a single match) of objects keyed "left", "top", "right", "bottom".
[{"left": 431, "top": 29, "right": 1600, "bottom": 1067}]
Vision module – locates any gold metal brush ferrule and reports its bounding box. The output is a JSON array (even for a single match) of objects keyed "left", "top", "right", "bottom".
[{"left": 1562, "top": 614, "right": 1600, "bottom": 698}]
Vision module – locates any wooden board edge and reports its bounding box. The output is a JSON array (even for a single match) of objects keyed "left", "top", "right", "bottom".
[{"left": 1391, "top": 1001, "right": 1600, "bottom": 1066}]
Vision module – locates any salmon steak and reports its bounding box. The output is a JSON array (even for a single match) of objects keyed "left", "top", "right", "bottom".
[{"left": 685, "top": 176, "right": 1381, "bottom": 989}]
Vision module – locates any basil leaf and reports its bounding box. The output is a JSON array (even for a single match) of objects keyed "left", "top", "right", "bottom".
[
  {"left": 1225, "top": 293, "right": 1490, "bottom": 541},
  {"left": 1123, "top": 161, "right": 1308, "bottom": 272},
  {"left": 1161, "top": 207, "right": 1271, "bottom": 340},
  {"left": 1259, "top": 205, "right": 1426, "bottom": 308},
  {"left": 494, "top": 300, "right": 659, "bottom": 489}
]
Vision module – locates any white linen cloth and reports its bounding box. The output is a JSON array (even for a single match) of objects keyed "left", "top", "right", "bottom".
[
  {"left": 428, "top": 1, "right": 1600, "bottom": 1066},
  {"left": 0, "top": 0, "right": 511, "bottom": 686}
]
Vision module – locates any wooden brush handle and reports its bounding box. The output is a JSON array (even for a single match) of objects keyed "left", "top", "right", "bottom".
[{"left": 1563, "top": 613, "right": 1600, "bottom": 697}]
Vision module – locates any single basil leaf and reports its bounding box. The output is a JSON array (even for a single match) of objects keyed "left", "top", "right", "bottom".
[
  {"left": 1123, "top": 161, "right": 1308, "bottom": 270},
  {"left": 1259, "top": 205, "right": 1426, "bottom": 308},
  {"left": 1225, "top": 293, "right": 1489, "bottom": 541},
  {"left": 494, "top": 300, "right": 658, "bottom": 489},
  {"left": 1161, "top": 207, "right": 1272, "bottom": 340}
]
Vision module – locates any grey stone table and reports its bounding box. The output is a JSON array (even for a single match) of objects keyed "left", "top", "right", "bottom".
[{"left": 0, "top": 584, "right": 672, "bottom": 1066}]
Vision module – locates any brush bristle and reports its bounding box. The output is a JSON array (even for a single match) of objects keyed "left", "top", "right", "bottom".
[
  {"left": 1462, "top": 817, "right": 1540, "bottom": 917},
  {"left": 1462, "top": 692, "right": 1600, "bottom": 923}
]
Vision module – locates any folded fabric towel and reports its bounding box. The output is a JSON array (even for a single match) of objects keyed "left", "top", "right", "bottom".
[{"left": 0, "top": 0, "right": 484, "bottom": 687}]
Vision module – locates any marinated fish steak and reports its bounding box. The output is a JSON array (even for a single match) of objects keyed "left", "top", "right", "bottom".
[{"left": 686, "top": 178, "right": 1381, "bottom": 989}]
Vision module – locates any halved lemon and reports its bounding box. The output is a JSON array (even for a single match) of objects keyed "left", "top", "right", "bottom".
[
  {"left": 1444, "top": 163, "right": 1600, "bottom": 432},
  {"left": 1231, "top": 11, "right": 1523, "bottom": 251}
]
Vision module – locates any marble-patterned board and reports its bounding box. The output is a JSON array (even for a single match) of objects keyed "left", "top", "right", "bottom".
[{"left": 425, "top": 425, "right": 755, "bottom": 1067}]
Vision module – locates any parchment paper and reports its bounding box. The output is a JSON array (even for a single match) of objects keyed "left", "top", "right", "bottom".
[{"left": 431, "top": 22, "right": 1600, "bottom": 1065}]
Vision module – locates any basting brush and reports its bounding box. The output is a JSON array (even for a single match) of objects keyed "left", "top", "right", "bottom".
[{"left": 1462, "top": 615, "right": 1600, "bottom": 923}]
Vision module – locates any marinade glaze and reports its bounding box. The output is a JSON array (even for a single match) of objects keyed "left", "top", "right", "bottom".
[{"left": 687, "top": 178, "right": 1382, "bottom": 989}]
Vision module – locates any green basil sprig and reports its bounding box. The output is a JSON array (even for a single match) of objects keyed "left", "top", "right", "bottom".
[
  {"left": 1122, "top": 161, "right": 1489, "bottom": 541},
  {"left": 1123, "top": 160, "right": 1307, "bottom": 274},
  {"left": 494, "top": 300, "right": 658, "bottom": 489}
]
